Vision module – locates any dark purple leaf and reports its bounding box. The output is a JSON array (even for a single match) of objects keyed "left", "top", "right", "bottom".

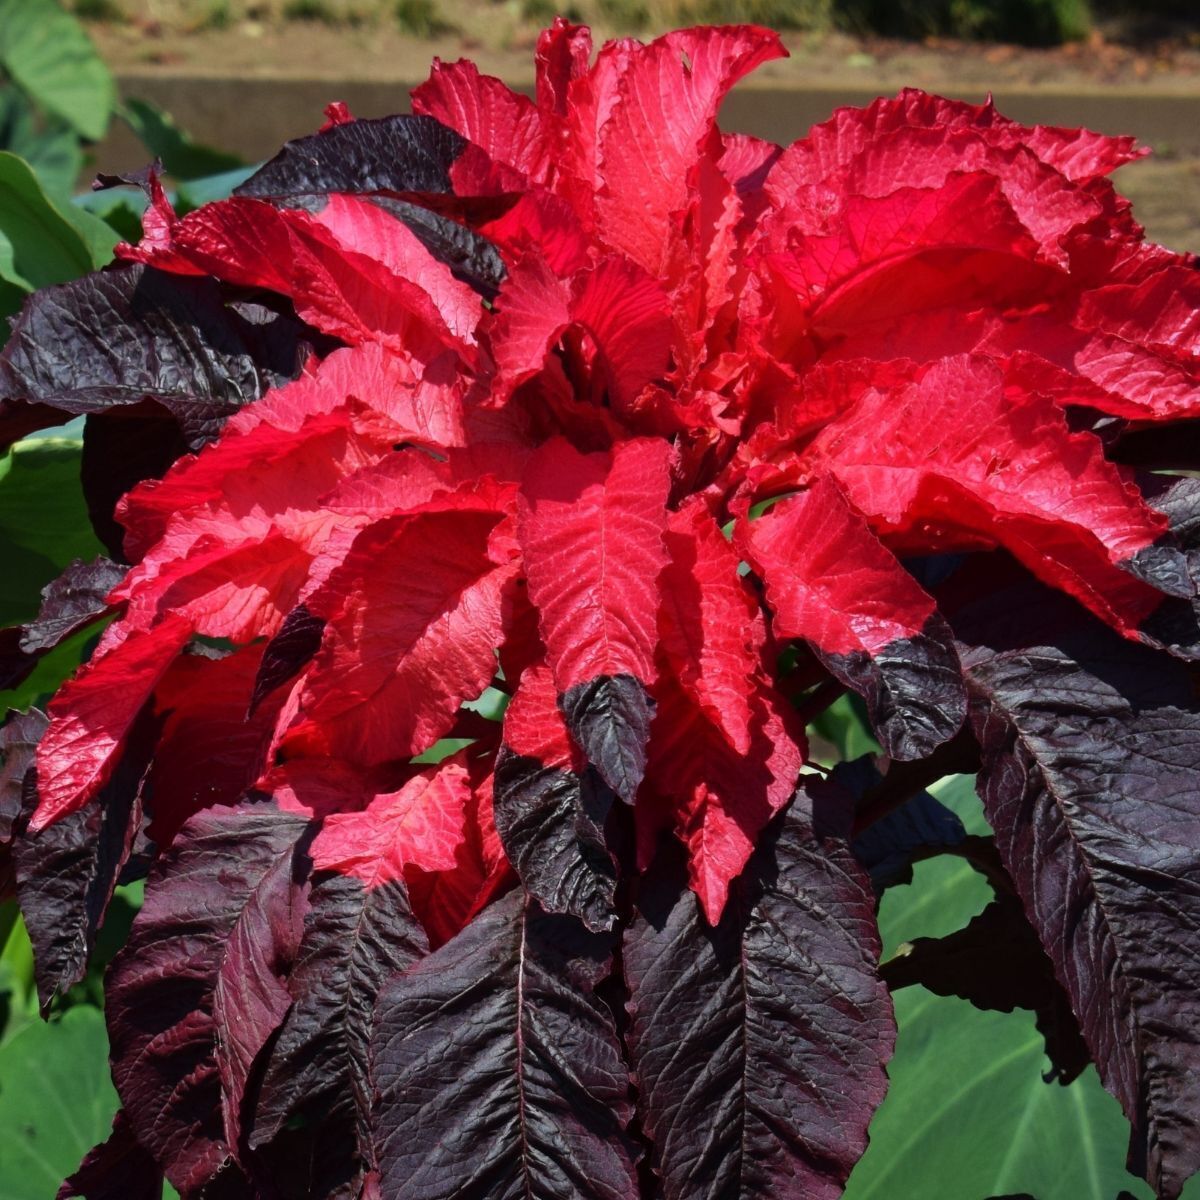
[
  {"left": 19, "top": 557, "right": 124, "bottom": 653},
  {"left": 839, "top": 756, "right": 968, "bottom": 895},
  {"left": 0, "top": 264, "right": 311, "bottom": 450},
  {"left": 623, "top": 781, "right": 894, "bottom": 1200},
  {"left": 492, "top": 748, "right": 616, "bottom": 932},
  {"left": 818, "top": 614, "right": 967, "bottom": 761},
  {"left": 57, "top": 1110, "right": 164, "bottom": 1200},
  {"left": 0, "top": 708, "right": 46, "bottom": 845},
  {"left": 366, "top": 198, "right": 505, "bottom": 300},
  {"left": 249, "top": 874, "right": 428, "bottom": 1200},
  {"left": 235, "top": 114, "right": 467, "bottom": 202},
  {"left": 880, "top": 893, "right": 1091, "bottom": 1084},
  {"left": 249, "top": 605, "right": 325, "bottom": 717},
  {"left": 371, "top": 890, "right": 638, "bottom": 1200},
  {"left": 106, "top": 801, "right": 313, "bottom": 1196},
  {"left": 956, "top": 577, "right": 1200, "bottom": 1199},
  {"left": 559, "top": 674, "right": 654, "bottom": 805},
  {"left": 14, "top": 710, "right": 155, "bottom": 1010}
]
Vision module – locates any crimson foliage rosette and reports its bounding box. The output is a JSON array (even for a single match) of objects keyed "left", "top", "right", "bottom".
[{"left": 2, "top": 19, "right": 1200, "bottom": 1200}]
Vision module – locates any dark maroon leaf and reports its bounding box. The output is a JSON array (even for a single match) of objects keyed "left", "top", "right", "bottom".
[
  {"left": 106, "top": 801, "right": 313, "bottom": 1196},
  {"left": 623, "top": 782, "right": 893, "bottom": 1200},
  {"left": 249, "top": 874, "right": 428, "bottom": 1200},
  {"left": 14, "top": 710, "right": 155, "bottom": 1010},
  {"left": 492, "top": 748, "right": 616, "bottom": 932},
  {"left": 249, "top": 605, "right": 325, "bottom": 717},
  {"left": 371, "top": 890, "right": 638, "bottom": 1200},
  {"left": 956, "top": 579, "right": 1200, "bottom": 1199},
  {"left": 0, "top": 626, "right": 36, "bottom": 694},
  {"left": 0, "top": 708, "right": 46, "bottom": 845},
  {"left": 80, "top": 402, "right": 191, "bottom": 560},
  {"left": 819, "top": 614, "right": 967, "bottom": 762},
  {"left": 235, "top": 114, "right": 468, "bottom": 201},
  {"left": 558, "top": 674, "right": 654, "bottom": 805},
  {"left": 19, "top": 557, "right": 124, "bottom": 653},
  {"left": 880, "top": 893, "right": 1091, "bottom": 1084},
  {"left": 0, "top": 264, "right": 310, "bottom": 450},
  {"left": 367, "top": 198, "right": 505, "bottom": 300},
  {"left": 839, "top": 756, "right": 968, "bottom": 894},
  {"left": 57, "top": 1110, "right": 164, "bottom": 1200}
]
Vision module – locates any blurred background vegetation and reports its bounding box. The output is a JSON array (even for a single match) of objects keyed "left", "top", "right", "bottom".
[{"left": 61, "top": 0, "right": 1200, "bottom": 48}]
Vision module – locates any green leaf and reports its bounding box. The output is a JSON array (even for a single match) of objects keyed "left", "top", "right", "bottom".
[
  {"left": 0, "top": 1005, "right": 118, "bottom": 1200},
  {"left": 0, "top": 0, "right": 114, "bottom": 141},
  {"left": 809, "top": 691, "right": 881, "bottom": 764},
  {"left": 0, "top": 152, "right": 103, "bottom": 292},
  {"left": 0, "top": 438, "right": 103, "bottom": 627},
  {"left": 0, "top": 85, "right": 83, "bottom": 200},
  {"left": 845, "top": 776, "right": 1199, "bottom": 1200},
  {"left": 121, "top": 98, "right": 243, "bottom": 181},
  {"left": 0, "top": 904, "right": 36, "bottom": 1040}
]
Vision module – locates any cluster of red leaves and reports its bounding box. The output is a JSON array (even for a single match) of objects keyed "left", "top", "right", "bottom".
[{"left": 28, "top": 20, "right": 1199, "bottom": 941}]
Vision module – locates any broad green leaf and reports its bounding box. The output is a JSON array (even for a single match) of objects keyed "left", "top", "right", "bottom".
[
  {"left": 0, "top": 438, "right": 102, "bottom": 627},
  {"left": 0, "top": 152, "right": 101, "bottom": 292},
  {"left": 845, "top": 776, "right": 1198, "bottom": 1200},
  {"left": 121, "top": 98, "right": 243, "bottom": 181},
  {"left": 0, "top": 0, "right": 114, "bottom": 142},
  {"left": 59, "top": 200, "right": 120, "bottom": 270},
  {"left": 0, "top": 1005, "right": 118, "bottom": 1200},
  {"left": 0, "top": 84, "right": 82, "bottom": 200},
  {"left": 0, "top": 904, "right": 36, "bottom": 1042}
]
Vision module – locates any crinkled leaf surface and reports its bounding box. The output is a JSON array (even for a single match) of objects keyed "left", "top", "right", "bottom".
[
  {"left": 518, "top": 437, "right": 670, "bottom": 800},
  {"left": 250, "top": 874, "right": 427, "bottom": 1200},
  {"left": 741, "top": 476, "right": 965, "bottom": 760},
  {"left": 494, "top": 663, "right": 616, "bottom": 931},
  {"left": 956, "top": 583, "right": 1200, "bottom": 1199},
  {"left": 624, "top": 783, "right": 893, "bottom": 1200},
  {"left": 371, "top": 890, "right": 637, "bottom": 1200},
  {"left": 105, "top": 802, "right": 312, "bottom": 1196}
]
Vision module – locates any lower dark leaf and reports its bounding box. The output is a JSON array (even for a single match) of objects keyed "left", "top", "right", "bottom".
[
  {"left": 14, "top": 710, "right": 155, "bottom": 1010},
  {"left": 1, "top": 708, "right": 46, "bottom": 844},
  {"left": 623, "top": 781, "right": 894, "bottom": 1200},
  {"left": 371, "top": 890, "right": 638, "bottom": 1200},
  {"left": 956, "top": 579, "right": 1200, "bottom": 1198},
  {"left": 57, "top": 1110, "right": 164, "bottom": 1200},
  {"left": 492, "top": 747, "right": 616, "bottom": 932},
  {"left": 819, "top": 614, "right": 967, "bottom": 762},
  {"left": 106, "top": 801, "right": 313, "bottom": 1196},
  {"left": 250, "top": 874, "right": 428, "bottom": 1199}
]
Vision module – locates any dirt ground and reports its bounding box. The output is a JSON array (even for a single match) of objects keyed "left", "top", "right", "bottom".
[{"left": 83, "top": 2, "right": 1200, "bottom": 252}]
